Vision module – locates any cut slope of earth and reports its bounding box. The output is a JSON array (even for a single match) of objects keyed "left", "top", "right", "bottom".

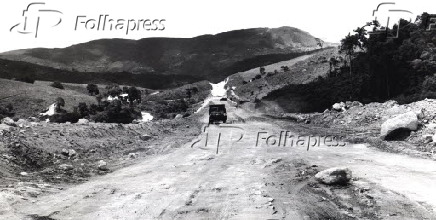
[{"left": 227, "top": 48, "right": 336, "bottom": 107}]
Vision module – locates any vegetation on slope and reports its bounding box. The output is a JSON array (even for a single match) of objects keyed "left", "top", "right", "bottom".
[
  {"left": 0, "top": 27, "right": 325, "bottom": 88},
  {"left": 265, "top": 13, "right": 436, "bottom": 112}
]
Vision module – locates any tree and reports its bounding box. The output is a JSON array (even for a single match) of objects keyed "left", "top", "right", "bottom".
[
  {"left": 186, "top": 89, "right": 192, "bottom": 98},
  {"left": 0, "top": 103, "right": 14, "bottom": 120},
  {"left": 281, "top": 66, "right": 290, "bottom": 72},
  {"left": 122, "top": 86, "right": 129, "bottom": 94},
  {"left": 339, "top": 33, "right": 360, "bottom": 75},
  {"left": 89, "top": 104, "right": 99, "bottom": 115},
  {"left": 51, "top": 81, "right": 64, "bottom": 89},
  {"left": 77, "top": 102, "right": 89, "bottom": 118},
  {"left": 96, "top": 94, "right": 103, "bottom": 106},
  {"left": 260, "top": 67, "right": 266, "bottom": 75},
  {"left": 416, "top": 12, "right": 430, "bottom": 30},
  {"left": 86, "top": 84, "right": 100, "bottom": 96},
  {"left": 315, "top": 38, "right": 324, "bottom": 48},
  {"left": 127, "top": 87, "right": 141, "bottom": 104},
  {"left": 339, "top": 20, "right": 380, "bottom": 75},
  {"left": 17, "top": 72, "right": 36, "bottom": 84},
  {"left": 55, "top": 97, "right": 65, "bottom": 113},
  {"left": 107, "top": 85, "right": 122, "bottom": 97}
]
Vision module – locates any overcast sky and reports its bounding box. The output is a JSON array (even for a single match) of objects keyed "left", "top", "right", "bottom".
[{"left": 0, "top": 0, "right": 435, "bottom": 53}]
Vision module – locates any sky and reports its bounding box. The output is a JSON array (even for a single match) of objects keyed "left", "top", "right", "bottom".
[{"left": 0, "top": 0, "right": 435, "bottom": 53}]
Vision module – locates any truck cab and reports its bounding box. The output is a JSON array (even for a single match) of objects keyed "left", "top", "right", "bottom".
[{"left": 209, "top": 104, "right": 227, "bottom": 124}]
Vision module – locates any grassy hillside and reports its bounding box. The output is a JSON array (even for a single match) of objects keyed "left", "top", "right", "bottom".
[
  {"left": 0, "top": 58, "right": 203, "bottom": 89},
  {"left": 228, "top": 48, "right": 336, "bottom": 103},
  {"left": 0, "top": 79, "right": 96, "bottom": 118}
]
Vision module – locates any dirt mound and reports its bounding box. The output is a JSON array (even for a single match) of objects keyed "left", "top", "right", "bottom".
[
  {"left": 0, "top": 116, "right": 202, "bottom": 186},
  {"left": 287, "top": 99, "right": 436, "bottom": 158}
]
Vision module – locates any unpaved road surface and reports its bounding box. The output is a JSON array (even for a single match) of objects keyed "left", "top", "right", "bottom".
[{"left": 4, "top": 109, "right": 436, "bottom": 219}]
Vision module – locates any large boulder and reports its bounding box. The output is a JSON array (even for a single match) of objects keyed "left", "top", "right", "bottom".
[
  {"left": 0, "top": 124, "right": 12, "bottom": 132},
  {"left": 345, "top": 101, "right": 363, "bottom": 108},
  {"left": 332, "top": 102, "right": 346, "bottom": 112},
  {"left": 59, "top": 164, "right": 74, "bottom": 171},
  {"left": 16, "top": 119, "right": 29, "bottom": 128},
  {"left": 315, "top": 167, "right": 352, "bottom": 185},
  {"left": 140, "top": 134, "right": 152, "bottom": 141},
  {"left": 61, "top": 148, "right": 77, "bottom": 158},
  {"left": 77, "top": 119, "right": 89, "bottom": 125},
  {"left": 97, "top": 160, "right": 108, "bottom": 171},
  {"left": 380, "top": 112, "right": 419, "bottom": 140}
]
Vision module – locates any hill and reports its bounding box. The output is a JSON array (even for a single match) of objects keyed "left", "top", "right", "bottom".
[
  {"left": 0, "top": 58, "right": 203, "bottom": 89},
  {"left": 0, "top": 27, "right": 325, "bottom": 88},
  {"left": 0, "top": 79, "right": 96, "bottom": 118}
]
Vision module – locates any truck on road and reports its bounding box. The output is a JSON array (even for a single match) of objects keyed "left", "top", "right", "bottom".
[{"left": 209, "top": 104, "right": 227, "bottom": 124}]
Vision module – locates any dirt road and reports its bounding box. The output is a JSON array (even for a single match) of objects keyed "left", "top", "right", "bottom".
[
  {"left": 3, "top": 71, "right": 436, "bottom": 219},
  {"left": 3, "top": 108, "right": 436, "bottom": 219}
]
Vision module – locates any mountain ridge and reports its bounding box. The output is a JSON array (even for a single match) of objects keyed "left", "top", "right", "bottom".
[{"left": 0, "top": 26, "right": 328, "bottom": 88}]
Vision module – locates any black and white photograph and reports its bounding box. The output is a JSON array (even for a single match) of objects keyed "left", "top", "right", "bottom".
[{"left": 1, "top": 0, "right": 436, "bottom": 219}]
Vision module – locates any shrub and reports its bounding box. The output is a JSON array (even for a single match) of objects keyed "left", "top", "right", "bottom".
[
  {"left": 127, "top": 86, "right": 141, "bottom": 103},
  {"left": 16, "top": 76, "right": 35, "bottom": 84},
  {"left": 51, "top": 81, "right": 64, "bottom": 89},
  {"left": 266, "top": 72, "right": 274, "bottom": 77},
  {"left": 77, "top": 102, "right": 89, "bottom": 118},
  {"left": 106, "top": 85, "right": 122, "bottom": 97},
  {"left": 91, "top": 100, "right": 140, "bottom": 124},
  {"left": 92, "top": 112, "right": 109, "bottom": 123},
  {"left": 420, "top": 75, "right": 436, "bottom": 99},
  {"left": 0, "top": 103, "right": 14, "bottom": 120},
  {"left": 260, "top": 67, "right": 266, "bottom": 75},
  {"left": 55, "top": 97, "right": 65, "bottom": 113},
  {"left": 86, "top": 84, "right": 99, "bottom": 96},
  {"left": 89, "top": 104, "right": 100, "bottom": 115},
  {"left": 49, "top": 112, "right": 81, "bottom": 123},
  {"left": 281, "top": 66, "right": 290, "bottom": 72}
]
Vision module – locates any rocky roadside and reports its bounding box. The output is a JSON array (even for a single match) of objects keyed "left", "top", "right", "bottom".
[
  {"left": 0, "top": 115, "right": 203, "bottom": 203},
  {"left": 272, "top": 99, "right": 436, "bottom": 160}
]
